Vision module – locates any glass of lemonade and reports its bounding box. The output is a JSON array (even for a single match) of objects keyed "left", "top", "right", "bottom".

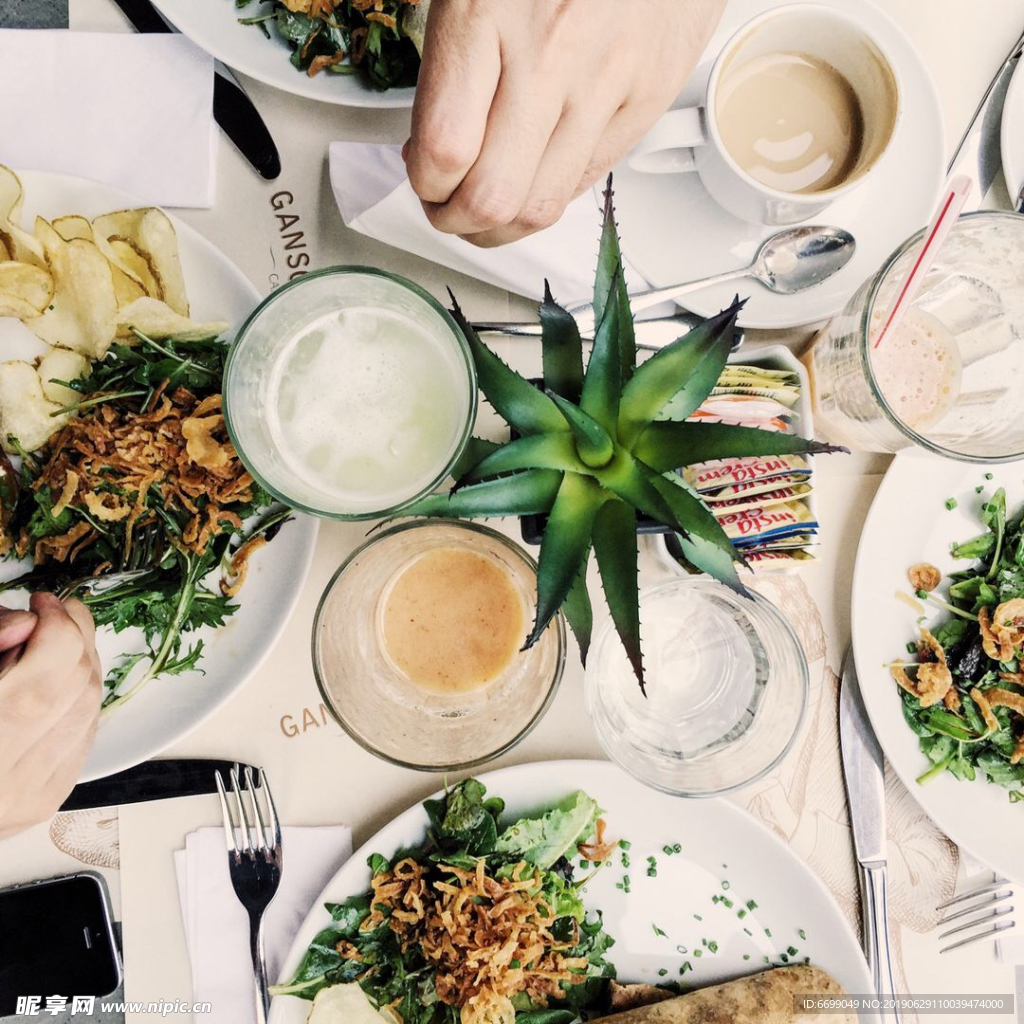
[
  {"left": 223, "top": 267, "right": 477, "bottom": 519},
  {"left": 805, "top": 212, "right": 1024, "bottom": 461},
  {"left": 313, "top": 520, "right": 565, "bottom": 770},
  {"left": 585, "top": 578, "right": 808, "bottom": 797}
]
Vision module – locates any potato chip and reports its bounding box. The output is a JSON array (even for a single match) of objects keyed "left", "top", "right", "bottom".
[
  {"left": 52, "top": 215, "right": 94, "bottom": 243},
  {"left": 117, "top": 297, "right": 227, "bottom": 341},
  {"left": 38, "top": 347, "right": 89, "bottom": 407},
  {"left": 92, "top": 208, "right": 189, "bottom": 316},
  {"left": 0, "top": 261, "right": 54, "bottom": 319},
  {"left": 0, "top": 165, "right": 45, "bottom": 267},
  {"left": 0, "top": 361, "right": 67, "bottom": 453},
  {"left": 23, "top": 218, "right": 119, "bottom": 358}
]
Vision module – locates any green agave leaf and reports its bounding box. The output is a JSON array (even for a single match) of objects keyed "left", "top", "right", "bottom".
[
  {"left": 449, "top": 437, "right": 501, "bottom": 482},
  {"left": 448, "top": 292, "right": 566, "bottom": 436},
  {"left": 547, "top": 391, "right": 614, "bottom": 468},
  {"left": 579, "top": 271, "right": 621, "bottom": 436},
  {"left": 400, "top": 469, "right": 562, "bottom": 520},
  {"left": 593, "top": 180, "right": 636, "bottom": 384},
  {"left": 562, "top": 551, "right": 594, "bottom": 666},
  {"left": 540, "top": 280, "right": 584, "bottom": 403},
  {"left": 525, "top": 473, "right": 604, "bottom": 650},
  {"left": 673, "top": 533, "right": 747, "bottom": 595},
  {"left": 591, "top": 499, "right": 644, "bottom": 692},
  {"left": 617, "top": 299, "right": 743, "bottom": 450},
  {"left": 634, "top": 421, "right": 846, "bottom": 473},
  {"left": 650, "top": 473, "right": 743, "bottom": 567},
  {"left": 461, "top": 432, "right": 584, "bottom": 483},
  {"left": 593, "top": 448, "right": 677, "bottom": 531}
]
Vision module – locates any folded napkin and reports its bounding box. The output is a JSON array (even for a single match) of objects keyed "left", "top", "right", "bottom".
[
  {"left": 0, "top": 31, "right": 216, "bottom": 208},
  {"left": 329, "top": 142, "right": 647, "bottom": 303},
  {"left": 175, "top": 825, "right": 353, "bottom": 1023}
]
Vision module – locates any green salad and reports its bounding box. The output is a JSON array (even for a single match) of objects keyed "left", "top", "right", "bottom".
[
  {"left": 893, "top": 486, "right": 1024, "bottom": 797},
  {"left": 272, "top": 779, "right": 617, "bottom": 1024},
  {"left": 236, "top": 0, "right": 424, "bottom": 88}
]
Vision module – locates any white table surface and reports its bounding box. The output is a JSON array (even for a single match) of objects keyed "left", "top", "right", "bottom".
[{"left": 2, "top": 1, "right": 1023, "bottom": 1022}]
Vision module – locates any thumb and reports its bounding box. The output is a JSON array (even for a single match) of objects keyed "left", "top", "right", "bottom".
[{"left": 0, "top": 608, "right": 37, "bottom": 652}]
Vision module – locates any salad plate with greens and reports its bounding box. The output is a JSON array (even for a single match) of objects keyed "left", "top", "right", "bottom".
[
  {"left": 852, "top": 451, "right": 1024, "bottom": 882},
  {"left": 268, "top": 761, "right": 870, "bottom": 1024}
]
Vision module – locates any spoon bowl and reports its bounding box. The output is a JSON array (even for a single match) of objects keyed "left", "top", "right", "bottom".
[{"left": 752, "top": 225, "right": 857, "bottom": 294}]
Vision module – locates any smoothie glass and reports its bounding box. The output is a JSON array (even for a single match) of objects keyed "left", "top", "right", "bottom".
[{"left": 805, "top": 212, "right": 1024, "bottom": 461}]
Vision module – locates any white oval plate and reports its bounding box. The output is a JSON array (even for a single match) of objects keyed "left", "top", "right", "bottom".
[
  {"left": 151, "top": 0, "right": 415, "bottom": 108},
  {"left": 1001, "top": 57, "right": 1024, "bottom": 203},
  {"left": 611, "top": 0, "right": 945, "bottom": 330},
  {"left": 852, "top": 451, "right": 1024, "bottom": 880},
  {"left": 0, "top": 169, "right": 319, "bottom": 782},
  {"left": 269, "top": 760, "right": 871, "bottom": 1024}
]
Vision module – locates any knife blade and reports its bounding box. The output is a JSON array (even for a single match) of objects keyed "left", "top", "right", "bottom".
[
  {"left": 947, "top": 25, "right": 1024, "bottom": 210},
  {"left": 60, "top": 758, "right": 257, "bottom": 811},
  {"left": 111, "top": 0, "right": 281, "bottom": 181},
  {"left": 840, "top": 649, "right": 900, "bottom": 1022}
]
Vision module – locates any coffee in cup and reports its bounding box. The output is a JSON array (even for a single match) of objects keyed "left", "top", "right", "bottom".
[{"left": 628, "top": 3, "right": 901, "bottom": 225}]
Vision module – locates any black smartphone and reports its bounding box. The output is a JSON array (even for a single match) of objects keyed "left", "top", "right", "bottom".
[{"left": 0, "top": 872, "right": 121, "bottom": 1016}]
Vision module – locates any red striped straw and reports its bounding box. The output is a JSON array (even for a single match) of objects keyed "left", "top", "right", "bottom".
[{"left": 872, "top": 175, "right": 974, "bottom": 349}]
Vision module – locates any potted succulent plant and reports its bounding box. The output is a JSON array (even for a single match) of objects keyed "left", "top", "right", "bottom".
[{"left": 402, "top": 181, "right": 843, "bottom": 691}]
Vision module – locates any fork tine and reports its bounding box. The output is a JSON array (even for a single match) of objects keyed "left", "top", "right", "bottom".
[
  {"left": 938, "top": 890, "right": 1014, "bottom": 925},
  {"left": 244, "top": 766, "right": 268, "bottom": 854},
  {"left": 214, "top": 771, "right": 239, "bottom": 858},
  {"left": 259, "top": 767, "right": 282, "bottom": 856},
  {"left": 936, "top": 880, "right": 1012, "bottom": 910},
  {"left": 938, "top": 903, "right": 1015, "bottom": 940},
  {"left": 940, "top": 919, "right": 1016, "bottom": 954},
  {"left": 230, "top": 765, "right": 253, "bottom": 857}
]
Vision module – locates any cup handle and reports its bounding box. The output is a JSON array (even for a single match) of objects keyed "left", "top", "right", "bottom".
[{"left": 627, "top": 107, "right": 708, "bottom": 174}]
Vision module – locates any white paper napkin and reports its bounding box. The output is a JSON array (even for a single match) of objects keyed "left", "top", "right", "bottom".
[
  {"left": 0, "top": 30, "right": 216, "bottom": 208},
  {"left": 174, "top": 825, "right": 353, "bottom": 1023},
  {"left": 329, "top": 141, "right": 647, "bottom": 303}
]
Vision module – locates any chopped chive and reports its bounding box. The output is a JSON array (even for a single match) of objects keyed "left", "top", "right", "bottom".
[
  {"left": 708, "top": 941, "right": 719, "bottom": 954},
  {"left": 621, "top": 853, "right": 630, "bottom": 867},
  {"left": 722, "top": 897, "right": 734, "bottom": 909},
  {"left": 906, "top": 641, "right": 917, "bottom": 654},
  {"left": 579, "top": 860, "right": 590, "bottom": 869},
  {"left": 742, "top": 954, "right": 750, "bottom": 961},
  {"left": 945, "top": 497, "right": 957, "bottom": 510},
  {"left": 743, "top": 927, "right": 752, "bottom": 937},
  {"left": 737, "top": 909, "right": 747, "bottom": 919},
  {"left": 721, "top": 880, "right": 731, "bottom": 890},
  {"left": 674, "top": 845, "right": 682, "bottom": 854},
  {"left": 662, "top": 845, "right": 673, "bottom": 855},
  {"left": 615, "top": 882, "right": 623, "bottom": 890},
  {"left": 781, "top": 953, "right": 789, "bottom": 963},
  {"left": 746, "top": 900, "right": 758, "bottom": 911},
  {"left": 701, "top": 938, "right": 708, "bottom": 947},
  {"left": 693, "top": 949, "right": 702, "bottom": 958},
  {"left": 680, "top": 962, "right": 692, "bottom": 975},
  {"left": 763, "top": 956, "right": 770, "bottom": 965},
  {"left": 653, "top": 923, "right": 666, "bottom": 937},
  {"left": 798, "top": 929, "right": 806, "bottom": 941},
  {"left": 804, "top": 957, "right": 810, "bottom": 965},
  {"left": 712, "top": 895, "right": 720, "bottom": 904},
  {"left": 976, "top": 485, "right": 984, "bottom": 493},
  {"left": 676, "top": 945, "right": 688, "bottom": 954},
  {"left": 658, "top": 968, "right": 668, "bottom": 977},
  {"left": 510, "top": 959, "right": 520, "bottom": 968},
  {"left": 647, "top": 868, "right": 658, "bottom": 877},
  {"left": 986, "top": 472, "right": 994, "bottom": 480},
  {"left": 787, "top": 946, "right": 798, "bottom": 956},
  {"left": 764, "top": 928, "right": 772, "bottom": 938},
  {"left": 693, "top": 913, "right": 702, "bottom": 921},
  {"left": 619, "top": 840, "right": 631, "bottom": 850}
]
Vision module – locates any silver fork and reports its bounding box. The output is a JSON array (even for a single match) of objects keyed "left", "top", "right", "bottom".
[
  {"left": 935, "top": 877, "right": 1015, "bottom": 953},
  {"left": 215, "top": 766, "right": 283, "bottom": 1024}
]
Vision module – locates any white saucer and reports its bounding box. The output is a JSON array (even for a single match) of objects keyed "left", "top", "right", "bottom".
[
  {"left": 612, "top": 0, "right": 946, "bottom": 330},
  {"left": 1001, "top": 57, "right": 1024, "bottom": 203}
]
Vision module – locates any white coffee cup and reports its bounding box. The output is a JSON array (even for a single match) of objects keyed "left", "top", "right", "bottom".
[{"left": 628, "top": 3, "right": 901, "bottom": 225}]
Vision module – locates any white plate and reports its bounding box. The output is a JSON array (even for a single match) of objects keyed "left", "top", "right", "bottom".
[
  {"left": 269, "top": 760, "right": 871, "bottom": 1024},
  {"left": 852, "top": 452, "right": 1024, "bottom": 880},
  {"left": 151, "top": 0, "right": 415, "bottom": 108},
  {"left": 612, "top": 0, "right": 945, "bottom": 330},
  {"left": 0, "top": 169, "right": 319, "bottom": 782},
  {"left": 1001, "top": 57, "right": 1024, "bottom": 203}
]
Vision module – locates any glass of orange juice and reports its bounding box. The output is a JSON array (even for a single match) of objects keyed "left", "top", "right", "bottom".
[{"left": 312, "top": 520, "right": 565, "bottom": 770}]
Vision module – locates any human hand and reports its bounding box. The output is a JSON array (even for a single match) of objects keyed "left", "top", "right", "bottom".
[
  {"left": 0, "top": 594, "right": 101, "bottom": 839},
  {"left": 406, "top": 0, "right": 725, "bottom": 247}
]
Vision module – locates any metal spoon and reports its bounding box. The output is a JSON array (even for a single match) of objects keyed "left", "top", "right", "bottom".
[{"left": 472, "top": 224, "right": 856, "bottom": 337}]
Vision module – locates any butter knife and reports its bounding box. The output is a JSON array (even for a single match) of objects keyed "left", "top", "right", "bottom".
[
  {"left": 839, "top": 649, "right": 900, "bottom": 1022},
  {"left": 947, "top": 24, "right": 1024, "bottom": 209},
  {"left": 111, "top": 0, "right": 281, "bottom": 181}
]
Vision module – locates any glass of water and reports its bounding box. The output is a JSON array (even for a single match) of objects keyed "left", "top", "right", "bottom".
[
  {"left": 805, "top": 212, "right": 1024, "bottom": 461},
  {"left": 585, "top": 578, "right": 808, "bottom": 797}
]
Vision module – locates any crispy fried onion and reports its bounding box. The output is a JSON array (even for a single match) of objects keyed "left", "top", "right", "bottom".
[
  {"left": 576, "top": 817, "right": 616, "bottom": 863},
  {"left": 890, "top": 628, "right": 953, "bottom": 708},
  {"left": 908, "top": 562, "right": 941, "bottom": 593},
  {"left": 344, "top": 857, "right": 588, "bottom": 1024},
  {"left": 219, "top": 533, "right": 268, "bottom": 597},
  {"left": 979, "top": 600, "right": 1024, "bottom": 662},
  {"left": 19, "top": 385, "right": 255, "bottom": 565}
]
